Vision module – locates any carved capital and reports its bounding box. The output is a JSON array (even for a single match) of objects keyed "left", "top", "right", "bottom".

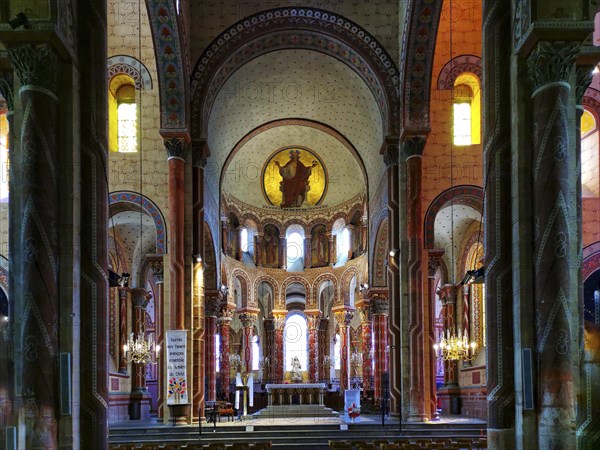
[
  {"left": 192, "top": 140, "right": 209, "bottom": 168},
  {"left": 402, "top": 135, "right": 427, "bottom": 159},
  {"left": 205, "top": 295, "right": 221, "bottom": 318},
  {"left": 334, "top": 310, "right": 354, "bottom": 326},
  {"left": 427, "top": 249, "right": 445, "bottom": 277},
  {"left": 382, "top": 142, "right": 399, "bottom": 168},
  {"left": 150, "top": 261, "right": 164, "bottom": 283},
  {"left": 371, "top": 296, "right": 389, "bottom": 315},
  {"left": 0, "top": 72, "right": 14, "bottom": 111},
  {"left": 130, "top": 288, "right": 152, "bottom": 309},
  {"left": 576, "top": 64, "right": 594, "bottom": 105},
  {"left": 239, "top": 312, "right": 258, "bottom": 328},
  {"left": 272, "top": 314, "right": 286, "bottom": 330},
  {"left": 357, "top": 305, "right": 372, "bottom": 323},
  {"left": 164, "top": 137, "right": 188, "bottom": 160},
  {"left": 307, "top": 314, "right": 321, "bottom": 330},
  {"left": 8, "top": 44, "right": 59, "bottom": 94},
  {"left": 527, "top": 41, "right": 580, "bottom": 92},
  {"left": 436, "top": 284, "right": 458, "bottom": 305},
  {"left": 217, "top": 306, "right": 234, "bottom": 326}
]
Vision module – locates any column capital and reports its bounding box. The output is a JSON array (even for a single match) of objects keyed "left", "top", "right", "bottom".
[
  {"left": 333, "top": 309, "right": 354, "bottom": 325},
  {"left": 382, "top": 141, "right": 399, "bottom": 167},
  {"left": 239, "top": 311, "right": 259, "bottom": 328},
  {"left": 306, "top": 311, "right": 322, "bottom": 330},
  {"left": 576, "top": 64, "right": 594, "bottom": 105},
  {"left": 191, "top": 140, "right": 209, "bottom": 168},
  {"left": 164, "top": 136, "right": 188, "bottom": 160},
  {"left": 371, "top": 296, "right": 389, "bottom": 315},
  {"left": 0, "top": 72, "right": 14, "bottom": 111},
  {"left": 402, "top": 135, "right": 427, "bottom": 159},
  {"left": 130, "top": 288, "right": 152, "bottom": 309},
  {"left": 8, "top": 44, "right": 59, "bottom": 95},
  {"left": 436, "top": 284, "right": 458, "bottom": 305},
  {"left": 527, "top": 41, "right": 580, "bottom": 93},
  {"left": 149, "top": 260, "right": 164, "bottom": 283},
  {"left": 217, "top": 305, "right": 235, "bottom": 325},
  {"left": 205, "top": 295, "right": 221, "bottom": 318},
  {"left": 357, "top": 305, "right": 372, "bottom": 323},
  {"left": 427, "top": 249, "right": 445, "bottom": 277},
  {"left": 272, "top": 312, "right": 287, "bottom": 330}
]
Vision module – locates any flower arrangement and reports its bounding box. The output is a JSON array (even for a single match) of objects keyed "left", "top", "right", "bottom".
[
  {"left": 168, "top": 376, "right": 187, "bottom": 403},
  {"left": 347, "top": 402, "right": 360, "bottom": 421}
]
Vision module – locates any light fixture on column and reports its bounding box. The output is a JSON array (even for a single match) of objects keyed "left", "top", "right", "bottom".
[
  {"left": 359, "top": 283, "right": 369, "bottom": 292},
  {"left": 229, "top": 353, "right": 242, "bottom": 371},
  {"left": 193, "top": 254, "right": 202, "bottom": 263},
  {"left": 433, "top": 328, "right": 476, "bottom": 361},
  {"left": 460, "top": 267, "right": 485, "bottom": 285},
  {"left": 124, "top": 331, "right": 160, "bottom": 365}
]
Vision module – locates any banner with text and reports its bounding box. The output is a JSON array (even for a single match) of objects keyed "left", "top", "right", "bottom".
[{"left": 166, "top": 330, "right": 188, "bottom": 405}]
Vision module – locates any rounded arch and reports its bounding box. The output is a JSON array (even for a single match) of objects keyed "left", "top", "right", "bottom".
[
  {"left": 436, "top": 55, "right": 482, "bottom": 90},
  {"left": 311, "top": 273, "right": 338, "bottom": 310},
  {"left": 583, "top": 242, "right": 600, "bottom": 282},
  {"left": 253, "top": 276, "right": 280, "bottom": 311},
  {"left": 423, "top": 185, "right": 484, "bottom": 250},
  {"left": 230, "top": 268, "right": 252, "bottom": 308},
  {"left": 372, "top": 216, "right": 389, "bottom": 287},
  {"left": 340, "top": 266, "right": 360, "bottom": 308},
  {"left": 191, "top": 7, "right": 399, "bottom": 139},
  {"left": 107, "top": 55, "right": 153, "bottom": 90},
  {"left": 282, "top": 276, "right": 311, "bottom": 309},
  {"left": 220, "top": 119, "right": 369, "bottom": 198},
  {"left": 109, "top": 191, "right": 167, "bottom": 254}
]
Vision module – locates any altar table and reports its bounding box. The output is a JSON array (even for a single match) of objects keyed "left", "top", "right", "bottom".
[{"left": 265, "top": 383, "right": 326, "bottom": 406}]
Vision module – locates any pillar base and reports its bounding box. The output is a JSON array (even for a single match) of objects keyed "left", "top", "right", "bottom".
[{"left": 487, "top": 428, "right": 515, "bottom": 450}]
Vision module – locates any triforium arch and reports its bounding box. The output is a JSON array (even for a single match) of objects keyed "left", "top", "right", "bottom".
[
  {"left": 311, "top": 273, "right": 338, "bottom": 311},
  {"left": 230, "top": 269, "right": 253, "bottom": 308},
  {"left": 371, "top": 215, "right": 389, "bottom": 287},
  {"left": 190, "top": 7, "right": 400, "bottom": 139},
  {"left": 253, "top": 276, "right": 280, "bottom": 312},
  {"left": 281, "top": 276, "right": 312, "bottom": 309},
  {"left": 339, "top": 266, "right": 359, "bottom": 307}
]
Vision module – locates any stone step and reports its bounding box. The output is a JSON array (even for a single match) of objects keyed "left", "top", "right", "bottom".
[{"left": 251, "top": 404, "right": 339, "bottom": 418}]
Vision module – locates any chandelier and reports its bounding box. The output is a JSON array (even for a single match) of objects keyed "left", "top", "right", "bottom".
[
  {"left": 433, "top": 328, "right": 476, "bottom": 361},
  {"left": 124, "top": 332, "right": 159, "bottom": 365}
]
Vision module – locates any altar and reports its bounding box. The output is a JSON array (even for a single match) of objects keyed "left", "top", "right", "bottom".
[{"left": 265, "top": 383, "right": 326, "bottom": 406}]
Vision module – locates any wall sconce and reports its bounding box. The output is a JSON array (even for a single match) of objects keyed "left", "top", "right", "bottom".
[
  {"left": 193, "top": 254, "right": 202, "bottom": 263},
  {"left": 460, "top": 267, "right": 485, "bottom": 285},
  {"left": 9, "top": 12, "right": 30, "bottom": 30},
  {"left": 119, "top": 273, "right": 130, "bottom": 288},
  {"left": 359, "top": 283, "right": 369, "bottom": 292},
  {"left": 389, "top": 249, "right": 398, "bottom": 257}
]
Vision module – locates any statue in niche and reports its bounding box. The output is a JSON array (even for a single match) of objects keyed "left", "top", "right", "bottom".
[
  {"left": 275, "top": 150, "right": 318, "bottom": 208},
  {"left": 311, "top": 225, "right": 328, "bottom": 267},
  {"left": 290, "top": 356, "right": 302, "bottom": 382}
]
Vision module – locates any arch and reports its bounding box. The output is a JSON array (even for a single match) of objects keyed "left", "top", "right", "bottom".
[
  {"left": 583, "top": 242, "right": 600, "bottom": 282},
  {"left": 253, "top": 276, "right": 280, "bottom": 311},
  {"left": 436, "top": 55, "right": 482, "bottom": 90},
  {"left": 284, "top": 312, "right": 308, "bottom": 373},
  {"left": 107, "top": 55, "right": 153, "bottom": 89},
  {"left": 372, "top": 217, "right": 389, "bottom": 287},
  {"left": 231, "top": 268, "right": 252, "bottom": 308},
  {"left": 190, "top": 7, "right": 400, "bottom": 139},
  {"left": 401, "top": 0, "right": 444, "bottom": 134},
  {"left": 340, "top": 266, "right": 359, "bottom": 307},
  {"left": 144, "top": 0, "right": 188, "bottom": 131},
  {"left": 282, "top": 276, "right": 311, "bottom": 309},
  {"left": 220, "top": 119, "right": 369, "bottom": 197},
  {"left": 109, "top": 191, "right": 167, "bottom": 253},
  {"left": 423, "top": 185, "right": 484, "bottom": 250},
  {"left": 311, "top": 273, "right": 338, "bottom": 310}
]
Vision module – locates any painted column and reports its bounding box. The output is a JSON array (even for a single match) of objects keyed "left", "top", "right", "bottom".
[
  {"left": 263, "top": 318, "right": 274, "bottom": 383},
  {"left": 8, "top": 44, "right": 61, "bottom": 448},
  {"left": 318, "top": 317, "right": 329, "bottom": 382},
  {"left": 149, "top": 260, "right": 165, "bottom": 418},
  {"left": 240, "top": 311, "right": 258, "bottom": 373},
  {"left": 383, "top": 140, "right": 402, "bottom": 415},
  {"left": 118, "top": 287, "right": 129, "bottom": 373},
  {"left": 306, "top": 312, "right": 321, "bottom": 383},
  {"left": 427, "top": 251, "right": 443, "bottom": 421},
  {"left": 482, "top": 1, "right": 515, "bottom": 446},
  {"left": 357, "top": 303, "right": 373, "bottom": 392},
  {"left": 279, "top": 236, "right": 287, "bottom": 269},
  {"left": 436, "top": 284, "right": 459, "bottom": 415},
  {"left": 403, "top": 136, "right": 428, "bottom": 421},
  {"left": 334, "top": 309, "right": 354, "bottom": 391},
  {"left": 527, "top": 41, "right": 580, "bottom": 449},
  {"left": 254, "top": 232, "right": 263, "bottom": 266},
  {"left": 130, "top": 288, "right": 152, "bottom": 394},
  {"left": 205, "top": 295, "right": 220, "bottom": 402},
  {"left": 165, "top": 137, "right": 187, "bottom": 330},
  {"left": 273, "top": 314, "right": 286, "bottom": 383},
  {"left": 327, "top": 232, "right": 336, "bottom": 265},
  {"left": 346, "top": 224, "right": 355, "bottom": 260},
  {"left": 218, "top": 306, "right": 234, "bottom": 399},
  {"left": 372, "top": 296, "right": 389, "bottom": 401}
]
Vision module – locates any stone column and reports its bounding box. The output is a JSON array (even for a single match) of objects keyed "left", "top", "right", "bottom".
[
  {"left": 205, "top": 295, "right": 220, "bottom": 402},
  {"left": 527, "top": 40, "right": 580, "bottom": 449},
  {"left": 165, "top": 137, "right": 187, "bottom": 330},
  {"left": 372, "top": 296, "right": 389, "bottom": 401},
  {"left": 263, "top": 318, "right": 274, "bottom": 383},
  {"left": 218, "top": 306, "right": 234, "bottom": 399},
  {"left": 427, "top": 251, "right": 443, "bottom": 420},
  {"left": 318, "top": 317, "right": 329, "bottom": 382},
  {"left": 254, "top": 232, "right": 263, "bottom": 266},
  {"left": 436, "top": 284, "right": 459, "bottom": 415},
  {"left": 327, "top": 232, "right": 336, "bottom": 265},
  {"left": 304, "top": 235, "right": 312, "bottom": 269},
  {"left": 118, "top": 287, "right": 129, "bottom": 373},
  {"left": 7, "top": 44, "right": 61, "bottom": 448},
  {"left": 273, "top": 313, "right": 286, "bottom": 382},
  {"left": 279, "top": 236, "right": 287, "bottom": 269},
  {"left": 240, "top": 311, "right": 258, "bottom": 373},
  {"left": 383, "top": 140, "right": 402, "bottom": 415},
  {"left": 150, "top": 261, "right": 165, "bottom": 417},
  {"left": 306, "top": 312, "right": 321, "bottom": 383},
  {"left": 346, "top": 224, "right": 355, "bottom": 260},
  {"left": 403, "top": 136, "right": 428, "bottom": 421},
  {"left": 482, "top": 1, "right": 515, "bottom": 446},
  {"left": 357, "top": 303, "right": 373, "bottom": 392},
  {"left": 334, "top": 309, "right": 354, "bottom": 391}
]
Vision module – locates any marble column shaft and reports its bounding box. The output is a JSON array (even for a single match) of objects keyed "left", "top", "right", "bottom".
[
  {"left": 118, "top": 287, "right": 129, "bottom": 373},
  {"left": 240, "top": 312, "right": 257, "bottom": 373},
  {"left": 218, "top": 310, "right": 233, "bottom": 399},
  {"left": 273, "top": 315, "right": 285, "bottom": 382},
  {"left": 205, "top": 297, "right": 220, "bottom": 402},
  {"left": 131, "top": 288, "right": 151, "bottom": 392},
  {"left": 358, "top": 305, "right": 373, "bottom": 391},
  {"left": 372, "top": 298, "right": 389, "bottom": 401},
  {"left": 307, "top": 314, "right": 320, "bottom": 383},
  {"left": 427, "top": 251, "right": 443, "bottom": 420},
  {"left": 335, "top": 310, "right": 353, "bottom": 391},
  {"left": 150, "top": 262, "right": 165, "bottom": 417},
  {"left": 528, "top": 40, "right": 580, "bottom": 449}
]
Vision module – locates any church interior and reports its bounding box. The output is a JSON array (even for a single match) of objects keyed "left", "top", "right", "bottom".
[{"left": 1, "top": 0, "right": 600, "bottom": 449}]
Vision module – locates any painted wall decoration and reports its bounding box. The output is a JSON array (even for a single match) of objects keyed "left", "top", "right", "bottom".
[
  {"left": 262, "top": 146, "right": 327, "bottom": 208},
  {"left": 166, "top": 330, "right": 188, "bottom": 404}
]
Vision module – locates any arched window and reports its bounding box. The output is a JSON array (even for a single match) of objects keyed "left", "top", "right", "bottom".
[
  {"left": 453, "top": 73, "right": 481, "bottom": 146},
  {"left": 581, "top": 107, "right": 599, "bottom": 197},
  {"left": 251, "top": 335, "right": 259, "bottom": 371},
  {"left": 0, "top": 111, "right": 9, "bottom": 202},
  {"left": 116, "top": 84, "right": 137, "bottom": 153},
  {"left": 286, "top": 225, "right": 305, "bottom": 271},
  {"left": 334, "top": 333, "right": 341, "bottom": 370},
  {"left": 240, "top": 228, "right": 248, "bottom": 253},
  {"left": 285, "top": 314, "right": 308, "bottom": 371},
  {"left": 215, "top": 333, "right": 220, "bottom": 373}
]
